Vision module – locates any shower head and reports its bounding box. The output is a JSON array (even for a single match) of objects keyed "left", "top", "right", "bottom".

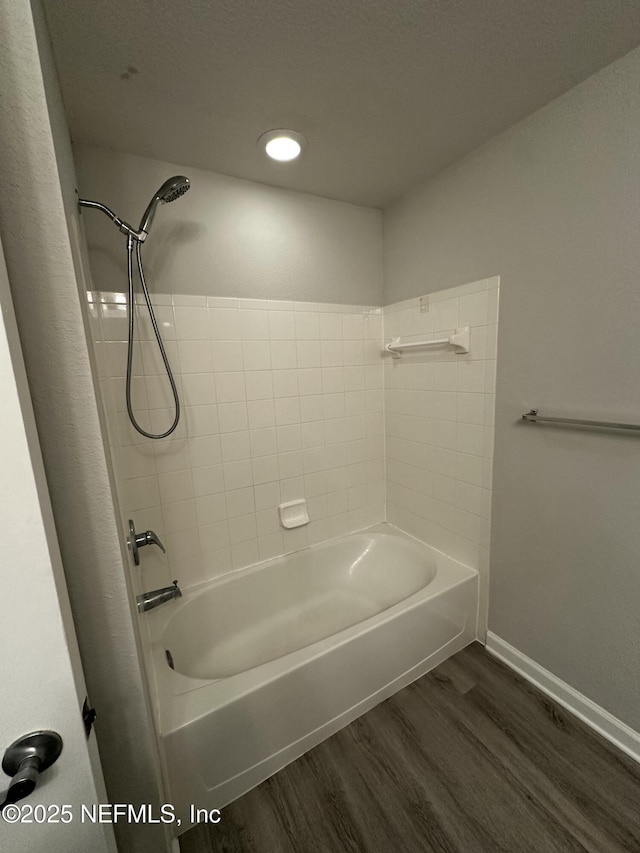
[{"left": 138, "top": 175, "right": 190, "bottom": 235}]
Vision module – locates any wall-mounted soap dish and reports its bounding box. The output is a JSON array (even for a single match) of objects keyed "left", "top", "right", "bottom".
[{"left": 278, "top": 499, "right": 309, "bottom": 529}]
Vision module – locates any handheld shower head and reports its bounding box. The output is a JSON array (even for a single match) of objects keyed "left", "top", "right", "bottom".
[
  {"left": 77, "top": 175, "right": 191, "bottom": 438},
  {"left": 138, "top": 175, "right": 190, "bottom": 235}
]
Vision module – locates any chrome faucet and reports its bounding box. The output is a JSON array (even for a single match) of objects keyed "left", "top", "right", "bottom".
[
  {"left": 128, "top": 519, "right": 166, "bottom": 566},
  {"left": 137, "top": 580, "right": 182, "bottom": 613}
]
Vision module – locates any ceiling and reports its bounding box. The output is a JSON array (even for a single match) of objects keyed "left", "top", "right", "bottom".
[{"left": 43, "top": 0, "right": 640, "bottom": 208}]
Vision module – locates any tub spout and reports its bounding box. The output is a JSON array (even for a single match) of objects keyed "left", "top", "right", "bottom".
[{"left": 137, "top": 580, "right": 182, "bottom": 613}]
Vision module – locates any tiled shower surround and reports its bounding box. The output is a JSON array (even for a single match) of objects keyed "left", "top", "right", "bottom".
[
  {"left": 88, "top": 295, "right": 385, "bottom": 592},
  {"left": 87, "top": 278, "right": 498, "bottom": 626},
  {"left": 385, "top": 276, "right": 499, "bottom": 629}
]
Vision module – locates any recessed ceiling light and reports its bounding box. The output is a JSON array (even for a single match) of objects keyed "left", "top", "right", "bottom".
[{"left": 258, "top": 129, "right": 306, "bottom": 162}]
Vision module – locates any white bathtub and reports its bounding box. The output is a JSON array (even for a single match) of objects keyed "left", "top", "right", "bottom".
[{"left": 146, "top": 524, "right": 478, "bottom": 829}]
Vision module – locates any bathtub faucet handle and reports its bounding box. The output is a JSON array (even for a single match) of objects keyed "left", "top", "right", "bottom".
[
  {"left": 144, "top": 529, "right": 166, "bottom": 553},
  {"left": 128, "top": 519, "right": 166, "bottom": 566}
]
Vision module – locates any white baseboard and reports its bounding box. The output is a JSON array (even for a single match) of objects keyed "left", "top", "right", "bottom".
[{"left": 485, "top": 632, "right": 640, "bottom": 765}]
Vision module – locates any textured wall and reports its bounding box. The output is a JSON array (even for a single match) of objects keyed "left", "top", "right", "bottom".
[
  {"left": 89, "top": 291, "right": 384, "bottom": 594},
  {"left": 0, "top": 2, "right": 170, "bottom": 851},
  {"left": 0, "top": 207, "right": 114, "bottom": 853},
  {"left": 74, "top": 144, "right": 383, "bottom": 304},
  {"left": 383, "top": 47, "right": 640, "bottom": 730}
]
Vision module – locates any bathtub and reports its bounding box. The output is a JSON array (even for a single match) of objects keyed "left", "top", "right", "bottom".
[{"left": 146, "top": 524, "right": 478, "bottom": 829}]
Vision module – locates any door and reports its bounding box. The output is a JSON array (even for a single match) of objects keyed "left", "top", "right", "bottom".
[{"left": 0, "top": 246, "right": 116, "bottom": 852}]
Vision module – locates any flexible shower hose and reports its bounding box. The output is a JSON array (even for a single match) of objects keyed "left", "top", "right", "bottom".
[{"left": 125, "top": 235, "right": 180, "bottom": 439}]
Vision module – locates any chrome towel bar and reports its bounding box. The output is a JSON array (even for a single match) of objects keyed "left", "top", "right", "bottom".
[{"left": 522, "top": 409, "right": 640, "bottom": 432}]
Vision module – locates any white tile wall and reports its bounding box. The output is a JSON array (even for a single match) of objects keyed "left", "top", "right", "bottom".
[
  {"left": 87, "top": 277, "right": 498, "bottom": 631},
  {"left": 383, "top": 276, "right": 499, "bottom": 633},
  {"left": 88, "top": 294, "right": 384, "bottom": 592}
]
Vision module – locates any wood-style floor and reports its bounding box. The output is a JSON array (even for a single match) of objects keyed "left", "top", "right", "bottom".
[{"left": 180, "top": 643, "right": 640, "bottom": 852}]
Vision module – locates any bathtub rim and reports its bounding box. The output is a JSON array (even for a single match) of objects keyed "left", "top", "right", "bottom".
[
  {"left": 160, "top": 528, "right": 441, "bottom": 682},
  {"left": 167, "top": 523, "right": 438, "bottom": 601}
]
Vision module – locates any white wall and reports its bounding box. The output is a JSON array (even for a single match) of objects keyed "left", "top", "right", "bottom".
[
  {"left": 90, "top": 292, "right": 384, "bottom": 593},
  {"left": 0, "top": 3, "right": 170, "bottom": 851},
  {"left": 76, "top": 146, "right": 385, "bottom": 590},
  {"left": 0, "top": 187, "right": 114, "bottom": 853},
  {"left": 383, "top": 47, "right": 640, "bottom": 731},
  {"left": 74, "top": 144, "right": 383, "bottom": 305}
]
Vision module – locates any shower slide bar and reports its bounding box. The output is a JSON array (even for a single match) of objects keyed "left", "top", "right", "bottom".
[
  {"left": 521, "top": 409, "right": 640, "bottom": 432},
  {"left": 384, "top": 326, "right": 470, "bottom": 358}
]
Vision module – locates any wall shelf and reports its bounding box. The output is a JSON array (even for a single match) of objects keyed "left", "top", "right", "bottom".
[{"left": 384, "top": 326, "right": 470, "bottom": 358}]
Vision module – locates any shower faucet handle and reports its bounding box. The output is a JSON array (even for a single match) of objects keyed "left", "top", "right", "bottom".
[
  {"left": 128, "top": 519, "right": 166, "bottom": 566},
  {"left": 141, "top": 529, "right": 166, "bottom": 552}
]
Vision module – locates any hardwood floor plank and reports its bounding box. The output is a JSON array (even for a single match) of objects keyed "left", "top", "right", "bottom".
[
  {"left": 428, "top": 656, "right": 478, "bottom": 696},
  {"left": 458, "top": 647, "right": 640, "bottom": 849},
  {"left": 322, "top": 718, "right": 459, "bottom": 852},
  {"left": 180, "top": 643, "right": 640, "bottom": 853},
  {"left": 381, "top": 683, "right": 587, "bottom": 853},
  {"left": 417, "top": 667, "right": 624, "bottom": 853}
]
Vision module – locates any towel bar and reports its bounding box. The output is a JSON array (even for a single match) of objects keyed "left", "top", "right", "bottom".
[{"left": 521, "top": 409, "right": 640, "bottom": 432}]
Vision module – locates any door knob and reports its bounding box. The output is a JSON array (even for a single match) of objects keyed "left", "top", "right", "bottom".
[
  {"left": 1, "top": 731, "right": 63, "bottom": 807},
  {"left": 128, "top": 519, "right": 166, "bottom": 566}
]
